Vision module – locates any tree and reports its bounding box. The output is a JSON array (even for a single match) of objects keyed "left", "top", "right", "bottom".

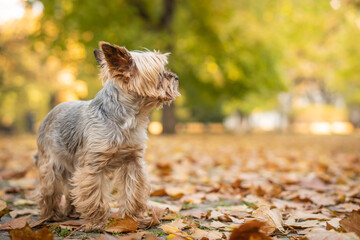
[{"left": 30, "top": 0, "right": 284, "bottom": 130}]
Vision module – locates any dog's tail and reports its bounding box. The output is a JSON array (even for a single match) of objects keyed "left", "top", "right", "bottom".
[{"left": 33, "top": 152, "right": 39, "bottom": 168}]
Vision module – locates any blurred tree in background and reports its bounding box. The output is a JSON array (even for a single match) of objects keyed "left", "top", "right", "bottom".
[
  {"left": 29, "top": 0, "right": 285, "bottom": 132},
  {"left": 1, "top": 0, "right": 360, "bottom": 132}
]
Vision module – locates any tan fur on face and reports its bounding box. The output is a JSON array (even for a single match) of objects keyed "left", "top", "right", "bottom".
[{"left": 96, "top": 42, "right": 179, "bottom": 102}]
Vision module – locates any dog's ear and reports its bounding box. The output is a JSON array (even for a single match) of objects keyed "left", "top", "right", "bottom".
[
  {"left": 99, "top": 42, "right": 133, "bottom": 72},
  {"left": 93, "top": 49, "right": 104, "bottom": 65}
]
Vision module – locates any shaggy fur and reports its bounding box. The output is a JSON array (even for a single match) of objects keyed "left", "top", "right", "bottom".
[{"left": 35, "top": 42, "right": 180, "bottom": 229}]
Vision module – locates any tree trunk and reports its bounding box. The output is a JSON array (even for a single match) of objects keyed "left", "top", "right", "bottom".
[
  {"left": 162, "top": 103, "right": 176, "bottom": 134},
  {"left": 130, "top": 0, "right": 177, "bottom": 134}
]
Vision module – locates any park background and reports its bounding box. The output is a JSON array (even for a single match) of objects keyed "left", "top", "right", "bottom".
[
  {"left": 1, "top": 0, "right": 360, "bottom": 135},
  {"left": 1, "top": 1, "right": 360, "bottom": 239}
]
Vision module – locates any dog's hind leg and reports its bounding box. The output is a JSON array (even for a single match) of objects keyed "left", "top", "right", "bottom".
[{"left": 36, "top": 153, "right": 65, "bottom": 221}]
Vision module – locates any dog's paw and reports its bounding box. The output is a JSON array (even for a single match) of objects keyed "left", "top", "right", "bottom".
[
  {"left": 137, "top": 216, "right": 153, "bottom": 229},
  {"left": 82, "top": 222, "right": 107, "bottom": 232}
]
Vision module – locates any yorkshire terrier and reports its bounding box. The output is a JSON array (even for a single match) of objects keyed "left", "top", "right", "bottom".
[{"left": 35, "top": 42, "right": 180, "bottom": 229}]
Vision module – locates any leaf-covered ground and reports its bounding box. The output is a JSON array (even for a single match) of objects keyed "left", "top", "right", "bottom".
[{"left": 0, "top": 134, "right": 360, "bottom": 239}]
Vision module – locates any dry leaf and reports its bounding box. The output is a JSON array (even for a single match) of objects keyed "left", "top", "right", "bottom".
[
  {"left": 325, "top": 218, "right": 341, "bottom": 230},
  {"left": 13, "top": 199, "right": 36, "bottom": 206},
  {"left": 182, "top": 209, "right": 205, "bottom": 219},
  {"left": 340, "top": 210, "right": 360, "bottom": 237},
  {"left": 159, "top": 220, "right": 192, "bottom": 239},
  {"left": 9, "top": 224, "right": 54, "bottom": 240},
  {"left": 252, "top": 205, "right": 285, "bottom": 233},
  {"left": 209, "top": 221, "right": 227, "bottom": 229},
  {"left": 229, "top": 220, "right": 271, "bottom": 240},
  {"left": 0, "top": 215, "right": 33, "bottom": 230},
  {"left": 150, "top": 188, "right": 168, "bottom": 197},
  {"left": 148, "top": 200, "right": 181, "bottom": 213},
  {"left": 0, "top": 168, "right": 29, "bottom": 180},
  {"left": 287, "top": 210, "right": 330, "bottom": 221},
  {"left": 306, "top": 228, "right": 360, "bottom": 240},
  {"left": 334, "top": 203, "right": 360, "bottom": 213},
  {"left": 56, "top": 219, "right": 87, "bottom": 230},
  {"left": 190, "top": 227, "right": 223, "bottom": 240},
  {"left": 10, "top": 208, "right": 40, "bottom": 218},
  {"left": 0, "top": 200, "right": 9, "bottom": 218},
  {"left": 105, "top": 215, "right": 138, "bottom": 233}
]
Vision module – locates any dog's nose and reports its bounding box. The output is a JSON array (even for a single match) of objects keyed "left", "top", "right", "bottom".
[{"left": 175, "top": 76, "right": 179, "bottom": 81}]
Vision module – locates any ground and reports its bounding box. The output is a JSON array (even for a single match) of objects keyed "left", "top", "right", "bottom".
[{"left": 0, "top": 134, "right": 360, "bottom": 239}]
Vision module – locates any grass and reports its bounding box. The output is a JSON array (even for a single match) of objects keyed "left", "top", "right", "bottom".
[{"left": 50, "top": 226, "right": 71, "bottom": 238}]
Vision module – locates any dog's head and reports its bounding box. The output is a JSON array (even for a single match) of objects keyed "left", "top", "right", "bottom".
[{"left": 94, "top": 42, "right": 180, "bottom": 104}]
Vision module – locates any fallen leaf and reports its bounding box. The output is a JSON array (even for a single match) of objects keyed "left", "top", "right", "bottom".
[
  {"left": 159, "top": 220, "right": 192, "bottom": 239},
  {"left": 325, "top": 218, "right": 341, "bottom": 230},
  {"left": 206, "top": 210, "right": 232, "bottom": 222},
  {"left": 161, "top": 219, "right": 189, "bottom": 230},
  {"left": 150, "top": 188, "right": 168, "bottom": 197},
  {"left": 9, "top": 224, "right": 54, "bottom": 240},
  {"left": 92, "top": 233, "right": 122, "bottom": 240},
  {"left": 305, "top": 228, "right": 360, "bottom": 240},
  {"left": 105, "top": 215, "right": 138, "bottom": 233},
  {"left": 209, "top": 221, "right": 227, "bottom": 229},
  {"left": 0, "top": 200, "right": 9, "bottom": 218},
  {"left": 10, "top": 208, "right": 40, "bottom": 218},
  {"left": 252, "top": 205, "right": 285, "bottom": 233},
  {"left": 56, "top": 219, "right": 86, "bottom": 230},
  {"left": 340, "top": 210, "right": 360, "bottom": 237},
  {"left": 0, "top": 168, "right": 29, "bottom": 180},
  {"left": 284, "top": 219, "right": 324, "bottom": 228},
  {"left": 229, "top": 220, "right": 271, "bottom": 240},
  {"left": 287, "top": 210, "right": 330, "bottom": 221},
  {"left": 13, "top": 199, "right": 36, "bottom": 206},
  {"left": 182, "top": 209, "right": 205, "bottom": 219},
  {"left": 0, "top": 215, "right": 33, "bottom": 230},
  {"left": 334, "top": 203, "right": 360, "bottom": 213},
  {"left": 148, "top": 200, "right": 181, "bottom": 213},
  {"left": 190, "top": 227, "right": 223, "bottom": 240}
]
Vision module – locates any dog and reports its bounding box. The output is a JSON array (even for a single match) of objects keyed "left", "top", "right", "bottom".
[{"left": 35, "top": 42, "right": 180, "bottom": 229}]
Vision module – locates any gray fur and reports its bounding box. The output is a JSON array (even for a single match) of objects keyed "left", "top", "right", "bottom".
[{"left": 35, "top": 43, "right": 179, "bottom": 228}]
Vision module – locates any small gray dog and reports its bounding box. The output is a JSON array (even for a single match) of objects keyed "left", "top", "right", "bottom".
[{"left": 35, "top": 42, "right": 180, "bottom": 229}]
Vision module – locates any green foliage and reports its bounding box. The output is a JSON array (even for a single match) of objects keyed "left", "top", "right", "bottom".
[
  {"left": 50, "top": 226, "right": 71, "bottom": 237},
  {"left": 1, "top": 0, "right": 360, "bottom": 130},
  {"left": 30, "top": 0, "right": 285, "bottom": 122}
]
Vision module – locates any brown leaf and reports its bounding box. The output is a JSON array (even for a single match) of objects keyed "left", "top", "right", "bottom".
[
  {"left": 218, "top": 214, "right": 232, "bottom": 222},
  {"left": 55, "top": 219, "right": 87, "bottom": 230},
  {"left": 0, "top": 200, "right": 9, "bottom": 218},
  {"left": 0, "top": 168, "right": 29, "bottom": 180},
  {"left": 10, "top": 208, "right": 40, "bottom": 218},
  {"left": 9, "top": 224, "right": 54, "bottom": 240},
  {"left": 252, "top": 205, "right": 285, "bottom": 233},
  {"left": 183, "top": 209, "right": 205, "bottom": 219},
  {"left": 92, "top": 233, "right": 121, "bottom": 240},
  {"left": 159, "top": 220, "right": 193, "bottom": 239},
  {"left": 105, "top": 215, "right": 138, "bottom": 233},
  {"left": 0, "top": 215, "right": 33, "bottom": 230},
  {"left": 287, "top": 210, "right": 330, "bottom": 221},
  {"left": 209, "top": 221, "right": 227, "bottom": 229},
  {"left": 229, "top": 220, "right": 271, "bottom": 240},
  {"left": 190, "top": 227, "right": 223, "bottom": 240},
  {"left": 334, "top": 203, "right": 360, "bottom": 213},
  {"left": 340, "top": 210, "right": 360, "bottom": 237},
  {"left": 148, "top": 200, "right": 181, "bottom": 213},
  {"left": 305, "top": 229, "right": 360, "bottom": 240},
  {"left": 150, "top": 188, "right": 168, "bottom": 197}
]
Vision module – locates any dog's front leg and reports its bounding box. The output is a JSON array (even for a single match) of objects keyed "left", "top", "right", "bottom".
[
  {"left": 115, "top": 153, "right": 150, "bottom": 220},
  {"left": 71, "top": 156, "right": 111, "bottom": 229}
]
